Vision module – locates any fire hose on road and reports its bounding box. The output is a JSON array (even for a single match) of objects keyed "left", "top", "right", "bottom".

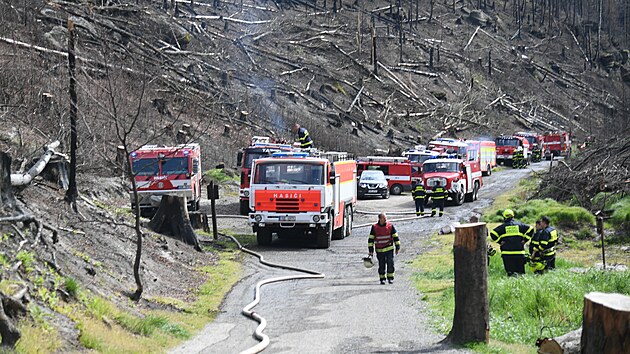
[{"left": 220, "top": 231, "right": 324, "bottom": 354}]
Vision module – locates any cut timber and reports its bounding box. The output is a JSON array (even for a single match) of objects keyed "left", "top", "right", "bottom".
[
  {"left": 443, "top": 222, "right": 489, "bottom": 345},
  {"left": 148, "top": 196, "right": 201, "bottom": 251},
  {"left": 0, "top": 293, "right": 22, "bottom": 347},
  {"left": 581, "top": 292, "right": 630, "bottom": 354}
]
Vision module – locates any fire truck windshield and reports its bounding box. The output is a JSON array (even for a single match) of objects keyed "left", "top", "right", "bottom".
[
  {"left": 245, "top": 150, "right": 271, "bottom": 168},
  {"left": 162, "top": 157, "right": 189, "bottom": 175},
  {"left": 496, "top": 138, "right": 519, "bottom": 146},
  {"left": 406, "top": 154, "right": 432, "bottom": 164},
  {"left": 132, "top": 158, "right": 159, "bottom": 176},
  {"left": 254, "top": 162, "right": 324, "bottom": 185},
  {"left": 423, "top": 162, "right": 460, "bottom": 173}
]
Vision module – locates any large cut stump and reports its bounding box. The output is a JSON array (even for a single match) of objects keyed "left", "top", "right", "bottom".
[
  {"left": 443, "top": 222, "right": 489, "bottom": 345},
  {"left": 580, "top": 292, "right": 630, "bottom": 354},
  {"left": 148, "top": 196, "right": 201, "bottom": 251},
  {"left": 0, "top": 293, "right": 21, "bottom": 347}
]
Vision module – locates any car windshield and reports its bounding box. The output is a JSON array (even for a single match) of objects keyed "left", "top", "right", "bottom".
[
  {"left": 254, "top": 162, "right": 324, "bottom": 185},
  {"left": 131, "top": 158, "right": 159, "bottom": 176},
  {"left": 406, "top": 154, "right": 432, "bottom": 164},
  {"left": 423, "top": 162, "right": 460, "bottom": 173},
  {"left": 162, "top": 157, "right": 189, "bottom": 175},
  {"left": 496, "top": 138, "right": 520, "bottom": 146},
  {"left": 360, "top": 172, "right": 386, "bottom": 182}
]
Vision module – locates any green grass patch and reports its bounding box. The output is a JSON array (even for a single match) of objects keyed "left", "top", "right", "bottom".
[
  {"left": 484, "top": 198, "right": 594, "bottom": 227},
  {"left": 64, "top": 277, "right": 79, "bottom": 298},
  {"left": 204, "top": 168, "right": 238, "bottom": 184},
  {"left": 16, "top": 250, "right": 36, "bottom": 273}
]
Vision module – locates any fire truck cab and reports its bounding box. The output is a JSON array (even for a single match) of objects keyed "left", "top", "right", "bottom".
[
  {"left": 128, "top": 144, "right": 202, "bottom": 215},
  {"left": 514, "top": 131, "right": 545, "bottom": 161},
  {"left": 421, "top": 156, "right": 483, "bottom": 206},
  {"left": 356, "top": 156, "right": 413, "bottom": 195},
  {"left": 402, "top": 148, "right": 440, "bottom": 178},
  {"left": 248, "top": 151, "right": 357, "bottom": 249},
  {"left": 495, "top": 135, "right": 530, "bottom": 166},
  {"left": 236, "top": 138, "right": 294, "bottom": 215},
  {"left": 542, "top": 131, "right": 571, "bottom": 159}
]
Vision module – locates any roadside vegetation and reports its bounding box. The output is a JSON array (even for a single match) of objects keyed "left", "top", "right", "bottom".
[
  {"left": 7, "top": 234, "right": 247, "bottom": 353},
  {"left": 411, "top": 176, "right": 630, "bottom": 354}
]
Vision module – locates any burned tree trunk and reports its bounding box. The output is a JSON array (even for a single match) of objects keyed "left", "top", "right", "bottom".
[
  {"left": 443, "top": 222, "right": 489, "bottom": 345},
  {"left": 149, "top": 196, "right": 201, "bottom": 251},
  {"left": 581, "top": 292, "right": 630, "bottom": 354},
  {"left": 0, "top": 152, "right": 16, "bottom": 209},
  {"left": 0, "top": 293, "right": 22, "bottom": 347}
]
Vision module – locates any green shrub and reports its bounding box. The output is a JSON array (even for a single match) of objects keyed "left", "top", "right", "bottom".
[
  {"left": 64, "top": 277, "right": 79, "bottom": 297},
  {"left": 16, "top": 251, "right": 36, "bottom": 273},
  {"left": 574, "top": 228, "right": 595, "bottom": 240},
  {"left": 484, "top": 199, "right": 594, "bottom": 227},
  {"left": 204, "top": 168, "right": 237, "bottom": 184},
  {"left": 591, "top": 192, "right": 625, "bottom": 210},
  {"left": 609, "top": 196, "right": 630, "bottom": 232}
]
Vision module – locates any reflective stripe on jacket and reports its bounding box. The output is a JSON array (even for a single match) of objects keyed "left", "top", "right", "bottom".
[
  {"left": 298, "top": 127, "right": 313, "bottom": 148},
  {"left": 368, "top": 222, "right": 400, "bottom": 253},
  {"left": 432, "top": 187, "right": 446, "bottom": 200},
  {"left": 531, "top": 226, "right": 558, "bottom": 257},
  {"left": 413, "top": 184, "right": 426, "bottom": 199},
  {"left": 490, "top": 219, "right": 534, "bottom": 255}
]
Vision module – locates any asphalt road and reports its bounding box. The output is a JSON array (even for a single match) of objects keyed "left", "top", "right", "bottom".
[{"left": 171, "top": 162, "right": 549, "bottom": 354}]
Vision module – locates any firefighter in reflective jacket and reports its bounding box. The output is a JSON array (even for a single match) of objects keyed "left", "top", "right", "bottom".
[
  {"left": 368, "top": 213, "right": 400, "bottom": 284},
  {"left": 512, "top": 147, "right": 525, "bottom": 169},
  {"left": 490, "top": 209, "right": 534, "bottom": 276},
  {"left": 529, "top": 215, "right": 558, "bottom": 274},
  {"left": 431, "top": 181, "right": 446, "bottom": 217},
  {"left": 412, "top": 180, "right": 427, "bottom": 216},
  {"left": 292, "top": 123, "right": 314, "bottom": 148}
]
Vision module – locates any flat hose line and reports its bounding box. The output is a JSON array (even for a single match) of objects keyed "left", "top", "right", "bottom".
[{"left": 220, "top": 232, "right": 324, "bottom": 354}]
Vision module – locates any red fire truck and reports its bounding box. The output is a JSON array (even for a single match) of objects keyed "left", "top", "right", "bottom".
[
  {"left": 402, "top": 148, "right": 439, "bottom": 178},
  {"left": 237, "top": 137, "right": 295, "bottom": 215},
  {"left": 495, "top": 135, "right": 530, "bottom": 166},
  {"left": 128, "top": 144, "right": 202, "bottom": 215},
  {"left": 421, "top": 156, "right": 483, "bottom": 205},
  {"left": 542, "top": 131, "right": 571, "bottom": 159},
  {"left": 514, "top": 131, "right": 545, "bottom": 160},
  {"left": 356, "top": 156, "right": 413, "bottom": 195},
  {"left": 466, "top": 140, "right": 497, "bottom": 176},
  {"left": 248, "top": 151, "right": 357, "bottom": 248},
  {"left": 428, "top": 138, "right": 472, "bottom": 159}
]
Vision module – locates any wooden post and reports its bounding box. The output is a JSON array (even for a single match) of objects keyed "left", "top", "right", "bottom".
[
  {"left": 65, "top": 19, "right": 78, "bottom": 208},
  {"left": 581, "top": 292, "right": 630, "bottom": 354},
  {"left": 597, "top": 216, "right": 605, "bottom": 269},
  {"left": 208, "top": 181, "right": 219, "bottom": 240},
  {"left": 443, "top": 222, "right": 489, "bottom": 345}
]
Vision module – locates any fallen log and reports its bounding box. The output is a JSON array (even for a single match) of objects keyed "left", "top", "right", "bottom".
[{"left": 10, "top": 141, "right": 60, "bottom": 186}]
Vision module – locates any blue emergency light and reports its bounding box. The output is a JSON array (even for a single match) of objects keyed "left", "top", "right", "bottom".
[
  {"left": 130, "top": 152, "right": 137, "bottom": 158},
  {"left": 183, "top": 150, "right": 190, "bottom": 155},
  {"left": 272, "top": 152, "right": 309, "bottom": 158}
]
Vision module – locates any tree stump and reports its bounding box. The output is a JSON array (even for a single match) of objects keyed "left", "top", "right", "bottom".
[
  {"left": 581, "top": 292, "right": 630, "bottom": 354},
  {"left": 443, "top": 222, "right": 489, "bottom": 345},
  {"left": 0, "top": 293, "right": 22, "bottom": 347},
  {"left": 148, "top": 196, "right": 201, "bottom": 251}
]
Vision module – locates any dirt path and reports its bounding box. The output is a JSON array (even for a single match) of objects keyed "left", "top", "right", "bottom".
[{"left": 171, "top": 162, "right": 548, "bottom": 353}]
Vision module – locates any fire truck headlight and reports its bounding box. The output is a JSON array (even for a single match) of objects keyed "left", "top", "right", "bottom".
[
  {"left": 244, "top": 190, "right": 250, "bottom": 197},
  {"left": 254, "top": 215, "right": 262, "bottom": 222},
  {"left": 312, "top": 215, "right": 320, "bottom": 222}
]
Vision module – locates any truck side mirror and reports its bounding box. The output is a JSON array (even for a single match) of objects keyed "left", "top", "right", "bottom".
[
  {"left": 236, "top": 151, "right": 243, "bottom": 167},
  {"left": 329, "top": 171, "right": 336, "bottom": 184}
]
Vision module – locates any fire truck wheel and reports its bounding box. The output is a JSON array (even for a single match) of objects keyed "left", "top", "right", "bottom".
[
  {"left": 390, "top": 184, "right": 403, "bottom": 195},
  {"left": 239, "top": 200, "right": 250, "bottom": 215},
  {"left": 316, "top": 218, "right": 332, "bottom": 248},
  {"left": 345, "top": 207, "right": 353, "bottom": 237},
  {"left": 257, "top": 229, "right": 273, "bottom": 246},
  {"left": 454, "top": 190, "right": 465, "bottom": 206}
]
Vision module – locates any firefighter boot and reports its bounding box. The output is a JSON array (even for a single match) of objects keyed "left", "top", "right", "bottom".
[{"left": 431, "top": 208, "right": 436, "bottom": 217}]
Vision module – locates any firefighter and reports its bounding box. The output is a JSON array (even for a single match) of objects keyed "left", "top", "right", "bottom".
[
  {"left": 529, "top": 216, "right": 558, "bottom": 274},
  {"left": 531, "top": 144, "right": 542, "bottom": 163},
  {"left": 292, "top": 123, "right": 314, "bottom": 149},
  {"left": 368, "top": 213, "right": 401, "bottom": 284},
  {"left": 512, "top": 147, "right": 524, "bottom": 169},
  {"left": 490, "top": 209, "right": 534, "bottom": 276},
  {"left": 431, "top": 181, "right": 446, "bottom": 217},
  {"left": 412, "top": 180, "right": 427, "bottom": 216}
]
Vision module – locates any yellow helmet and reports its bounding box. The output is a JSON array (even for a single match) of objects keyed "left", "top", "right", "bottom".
[{"left": 502, "top": 209, "right": 515, "bottom": 219}]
